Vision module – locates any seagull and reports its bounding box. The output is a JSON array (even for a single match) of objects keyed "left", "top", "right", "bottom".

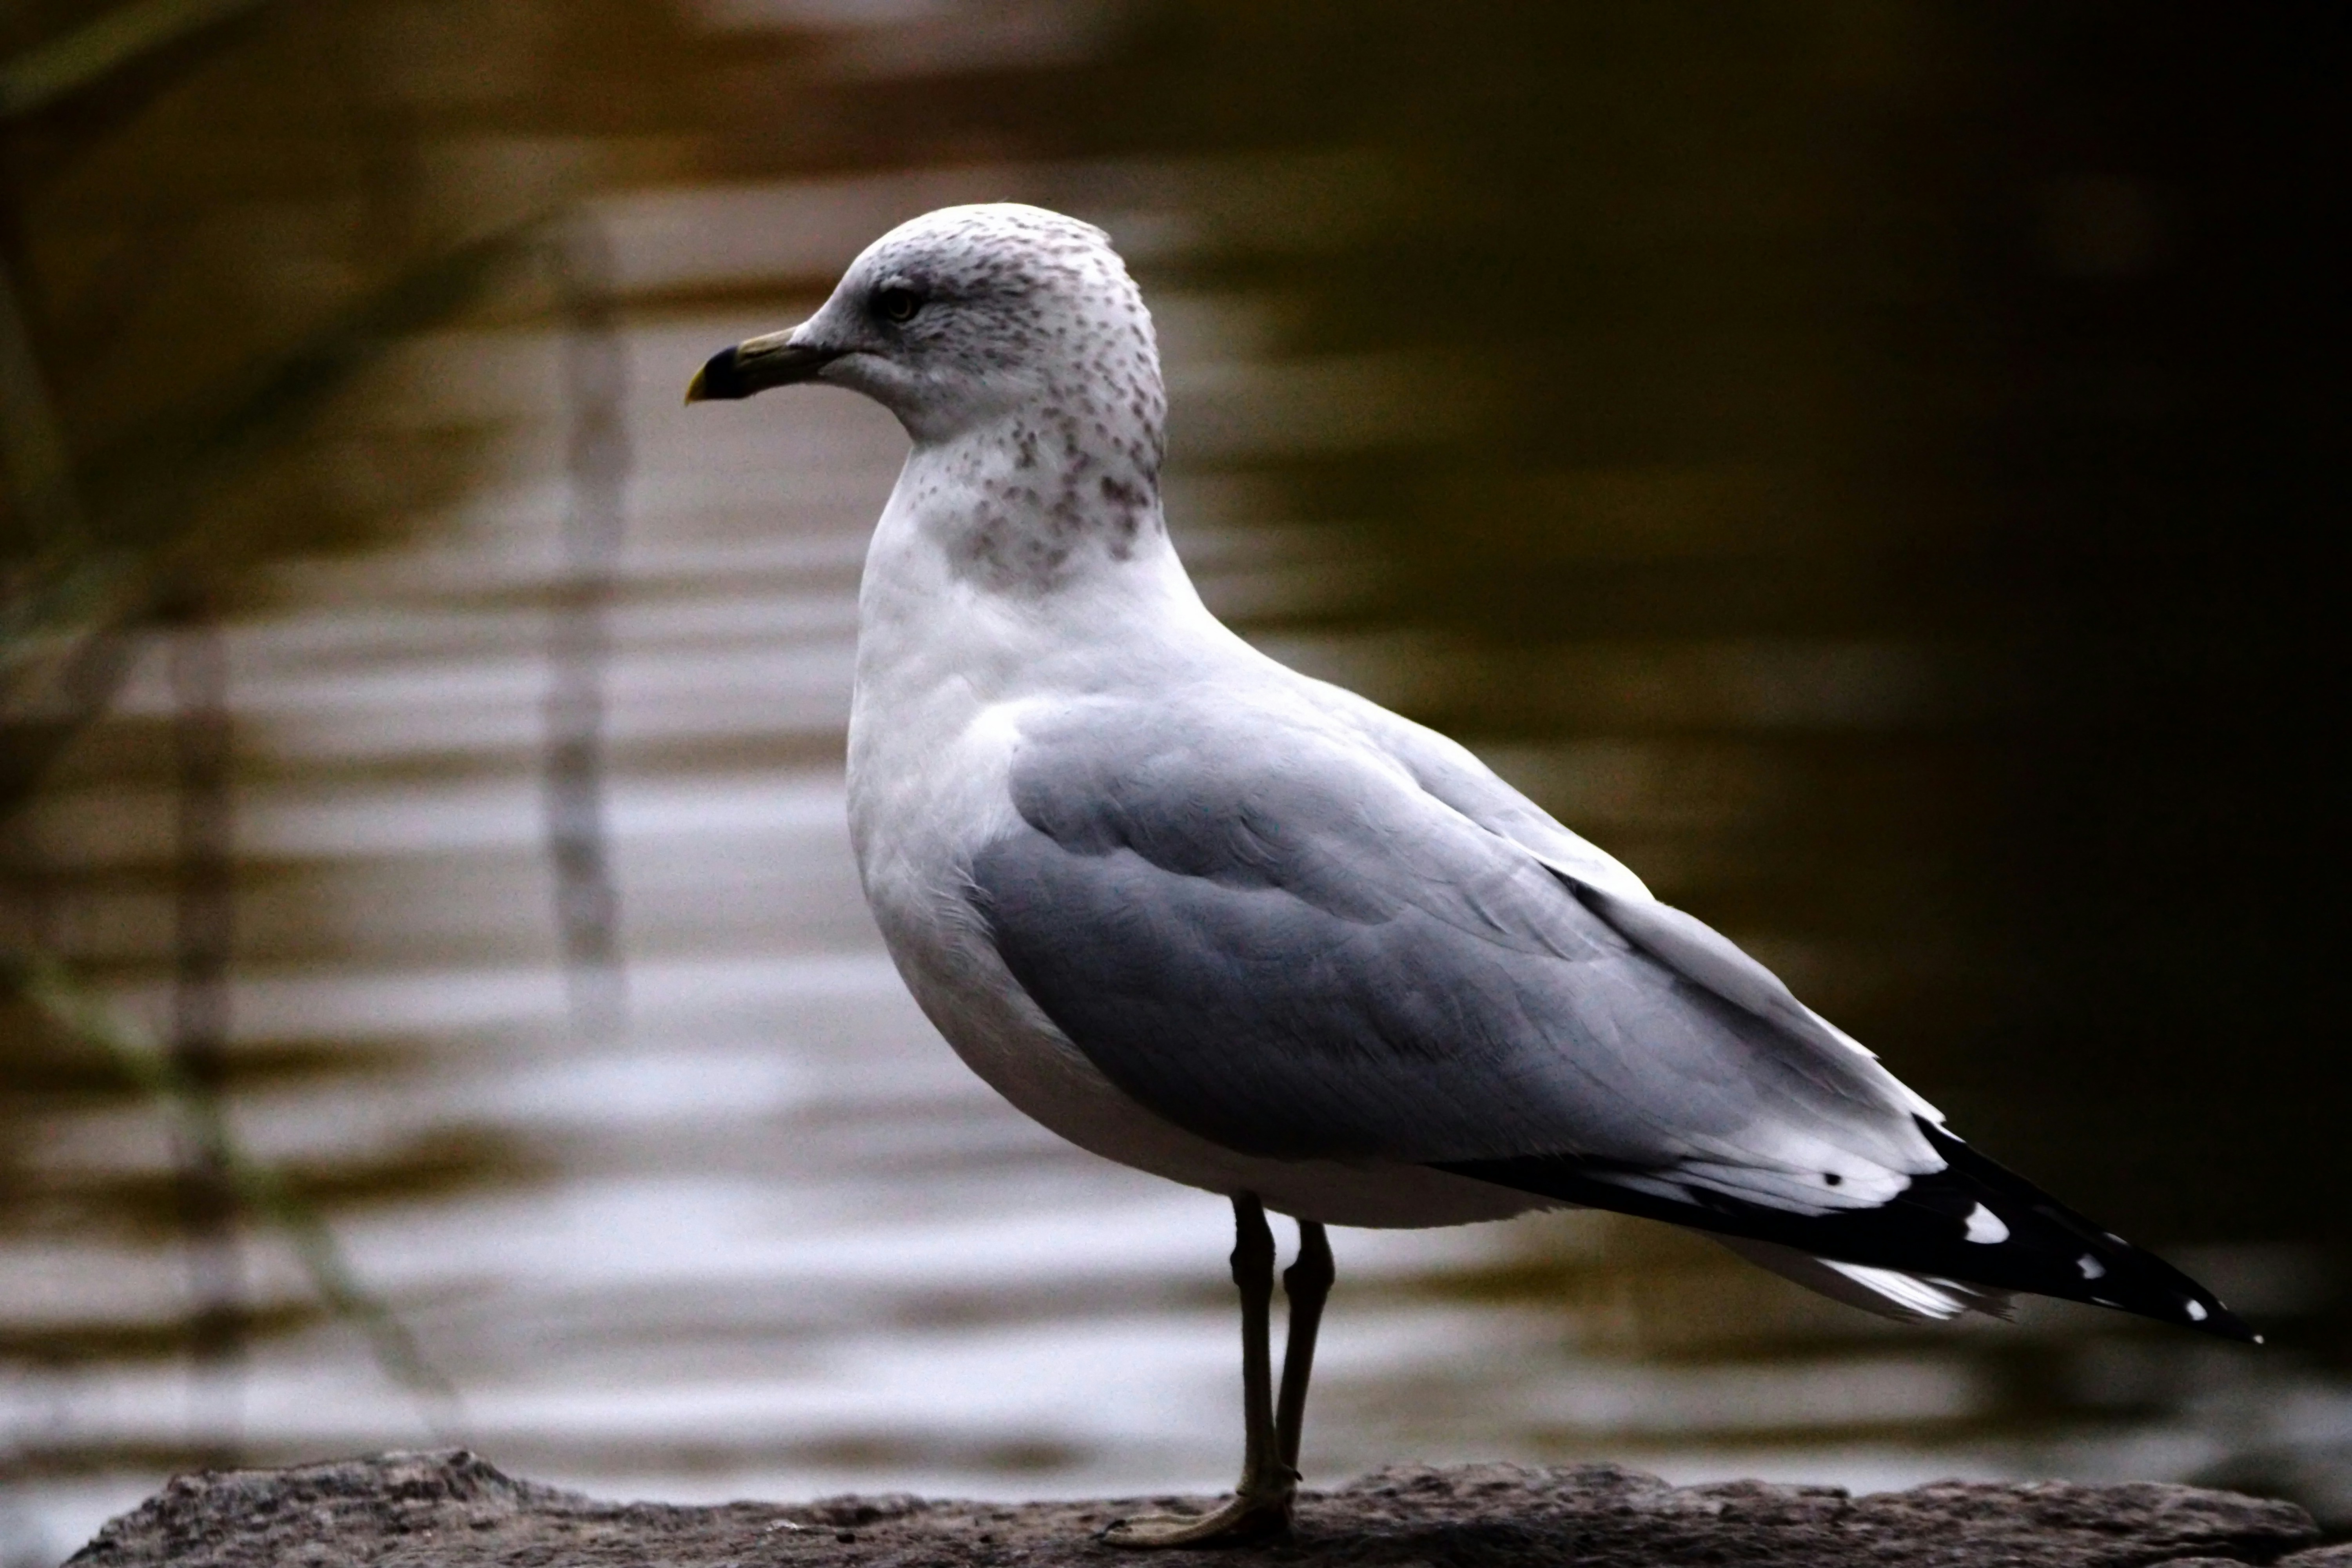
[{"left": 686, "top": 202, "right": 2255, "bottom": 1546}]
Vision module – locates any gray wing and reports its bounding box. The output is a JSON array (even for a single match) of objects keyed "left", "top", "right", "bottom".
[
  {"left": 1302, "top": 676, "right": 1660, "bottom": 904},
  {"left": 970, "top": 688, "right": 1942, "bottom": 1214},
  {"left": 1318, "top": 684, "right": 1944, "bottom": 1125}
]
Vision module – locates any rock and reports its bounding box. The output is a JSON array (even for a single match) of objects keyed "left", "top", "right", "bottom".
[{"left": 66, "top": 1448, "right": 2326, "bottom": 1568}]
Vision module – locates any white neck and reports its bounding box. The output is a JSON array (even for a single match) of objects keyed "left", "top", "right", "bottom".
[{"left": 850, "top": 416, "right": 1237, "bottom": 726}]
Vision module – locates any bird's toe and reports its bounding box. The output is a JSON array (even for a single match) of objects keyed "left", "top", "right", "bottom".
[{"left": 1098, "top": 1491, "right": 1293, "bottom": 1549}]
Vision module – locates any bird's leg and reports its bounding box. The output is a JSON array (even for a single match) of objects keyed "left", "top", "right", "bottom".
[
  {"left": 1102, "top": 1194, "right": 1295, "bottom": 1548},
  {"left": 1274, "top": 1219, "right": 1333, "bottom": 1477}
]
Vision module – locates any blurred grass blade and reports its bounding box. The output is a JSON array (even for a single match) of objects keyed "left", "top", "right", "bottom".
[
  {"left": 1, "top": 948, "right": 466, "bottom": 1440},
  {"left": 0, "top": 0, "right": 268, "bottom": 120},
  {"left": 546, "top": 218, "right": 631, "bottom": 1034}
]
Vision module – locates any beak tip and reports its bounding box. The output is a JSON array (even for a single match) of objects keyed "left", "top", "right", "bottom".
[{"left": 686, "top": 344, "right": 746, "bottom": 405}]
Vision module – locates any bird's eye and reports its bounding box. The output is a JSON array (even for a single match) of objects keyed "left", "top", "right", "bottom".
[{"left": 875, "top": 286, "right": 922, "bottom": 324}]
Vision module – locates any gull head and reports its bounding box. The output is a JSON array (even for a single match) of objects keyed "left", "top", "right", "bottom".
[{"left": 685, "top": 202, "right": 1165, "bottom": 457}]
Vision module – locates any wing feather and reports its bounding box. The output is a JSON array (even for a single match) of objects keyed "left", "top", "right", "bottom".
[{"left": 970, "top": 689, "right": 1939, "bottom": 1207}]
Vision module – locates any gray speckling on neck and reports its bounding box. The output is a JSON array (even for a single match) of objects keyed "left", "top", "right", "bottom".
[{"left": 843, "top": 205, "right": 1170, "bottom": 596}]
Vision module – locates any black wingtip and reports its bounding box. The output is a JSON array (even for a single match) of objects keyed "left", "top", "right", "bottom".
[
  {"left": 1924, "top": 1127, "right": 2262, "bottom": 1343},
  {"left": 2180, "top": 1296, "right": 2263, "bottom": 1345},
  {"left": 1438, "top": 1121, "right": 2263, "bottom": 1344}
]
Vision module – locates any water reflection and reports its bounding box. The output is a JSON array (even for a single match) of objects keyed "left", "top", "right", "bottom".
[{"left": 3, "top": 2, "right": 2343, "bottom": 1563}]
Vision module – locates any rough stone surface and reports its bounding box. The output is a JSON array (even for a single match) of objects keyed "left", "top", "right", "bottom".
[{"left": 66, "top": 1448, "right": 2328, "bottom": 1568}]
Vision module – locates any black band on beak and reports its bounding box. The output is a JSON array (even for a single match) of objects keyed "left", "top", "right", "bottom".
[
  {"left": 690, "top": 344, "right": 751, "bottom": 401},
  {"left": 685, "top": 337, "right": 844, "bottom": 403}
]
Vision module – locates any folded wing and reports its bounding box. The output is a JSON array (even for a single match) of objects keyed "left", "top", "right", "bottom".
[
  {"left": 973, "top": 690, "right": 1938, "bottom": 1198},
  {"left": 969, "top": 687, "right": 2252, "bottom": 1340}
]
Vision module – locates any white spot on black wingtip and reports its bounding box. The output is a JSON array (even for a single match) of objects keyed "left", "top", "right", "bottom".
[
  {"left": 2076, "top": 1253, "right": 2107, "bottom": 1280},
  {"left": 2253, "top": 1334, "right": 2267, "bottom": 1345},
  {"left": 1963, "top": 1203, "right": 2009, "bottom": 1244},
  {"left": 2185, "top": 1299, "right": 2209, "bottom": 1323}
]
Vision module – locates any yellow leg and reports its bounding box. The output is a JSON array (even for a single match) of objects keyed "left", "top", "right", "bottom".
[
  {"left": 1275, "top": 1220, "right": 1332, "bottom": 1476},
  {"left": 1103, "top": 1196, "right": 1312, "bottom": 1548}
]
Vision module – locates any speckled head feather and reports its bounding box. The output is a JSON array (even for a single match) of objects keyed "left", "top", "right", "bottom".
[
  {"left": 693, "top": 203, "right": 1168, "bottom": 596},
  {"left": 787, "top": 204, "right": 1165, "bottom": 467}
]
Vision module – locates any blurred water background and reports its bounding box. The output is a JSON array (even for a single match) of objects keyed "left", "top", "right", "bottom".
[{"left": 2, "top": 2, "right": 2345, "bottom": 1562}]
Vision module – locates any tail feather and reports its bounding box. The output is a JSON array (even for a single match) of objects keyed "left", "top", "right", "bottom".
[
  {"left": 1437, "top": 1118, "right": 2258, "bottom": 1342},
  {"left": 1713, "top": 1234, "right": 2015, "bottom": 1324}
]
